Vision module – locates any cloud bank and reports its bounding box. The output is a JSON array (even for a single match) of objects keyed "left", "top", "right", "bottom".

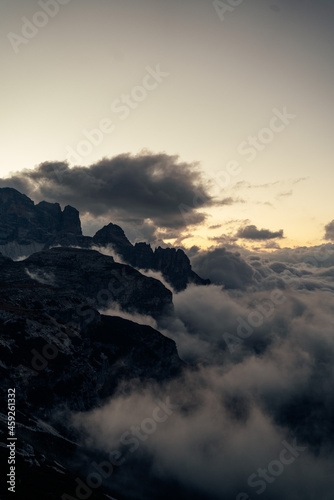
[
  {"left": 0, "top": 153, "right": 214, "bottom": 232},
  {"left": 71, "top": 241, "right": 334, "bottom": 500}
]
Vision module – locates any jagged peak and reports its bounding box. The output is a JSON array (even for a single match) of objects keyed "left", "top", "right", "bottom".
[
  {"left": 93, "top": 222, "right": 133, "bottom": 248},
  {"left": 0, "top": 186, "right": 34, "bottom": 204}
]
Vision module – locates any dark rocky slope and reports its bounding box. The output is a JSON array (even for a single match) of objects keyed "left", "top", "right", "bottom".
[
  {"left": 93, "top": 223, "right": 210, "bottom": 291},
  {"left": 0, "top": 252, "right": 184, "bottom": 500},
  {"left": 0, "top": 187, "right": 83, "bottom": 258},
  {"left": 24, "top": 247, "right": 173, "bottom": 318}
]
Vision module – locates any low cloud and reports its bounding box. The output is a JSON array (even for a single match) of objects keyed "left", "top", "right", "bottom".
[
  {"left": 191, "top": 248, "right": 255, "bottom": 289},
  {"left": 236, "top": 224, "right": 284, "bottom": 240},
  {"left": 69, "top": 240, "right": 334, "bottom": 499},
  {"left": 25, "top": 269, "right": 55, "bottom": 285},
  {"left": 100, "top": 304, "right": 158, "bottom": 329},
  {"left": 74, "top": 284, "right": 334, "bottom": 499}
]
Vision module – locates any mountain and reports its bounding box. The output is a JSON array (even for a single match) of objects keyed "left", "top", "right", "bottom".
[
  {"left": 93, "top": 223, "right": 210, "bottom": 291},
  {"left": 0, "top": 247, "right": 184, "bottom": 500},
  {"left": 0, "top": 187, "right": 211, "bottom": 499},
  {"left": 0, "top": 187, "right": 82, "bottom": 258},
  {"left": 24, "top": 247, "right": 173, "bottom": 318},
  {"left": 0, "top": 187, "right": 209, "bottom": 291}
]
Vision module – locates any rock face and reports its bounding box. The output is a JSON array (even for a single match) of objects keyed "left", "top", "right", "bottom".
[
  {"left": 93, "top": 223, "right": 210, "bottom": 291},
  {"left": 0, "top": 260, "right": 184, "bottom": 500},
  {"left": 0, "top": 187, "right": 82, "bottom": 258},
  {"left": 0, "top": 188, "right": 209, "bottom": 290},
  {"left": 0, "top": 281, "right": 181, "bottom": 412},
  {"left": 0, "top": 247, "right": 173, "bottom": 319},
  {"left": 93, "top": 222, "right": 134, "bottom": 257},
  {"left": 0, "top": 188, "right": 210, "bottom": 499}
]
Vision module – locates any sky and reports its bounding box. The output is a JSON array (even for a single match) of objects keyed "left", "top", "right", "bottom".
[{"left": 1, "top": 0, "right": 334, "bottom": 249}]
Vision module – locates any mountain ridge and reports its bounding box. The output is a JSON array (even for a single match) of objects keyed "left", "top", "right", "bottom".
[{"left": 0, "top": 187, "right": 209, "bottom": 291}]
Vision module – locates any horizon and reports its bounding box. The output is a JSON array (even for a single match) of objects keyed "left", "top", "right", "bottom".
[
  {"left": 1, "top": 181, "right": 334, "bottom": 257},
  {"left": 1, "top": 0, "right": 334, "bottom": 250}
]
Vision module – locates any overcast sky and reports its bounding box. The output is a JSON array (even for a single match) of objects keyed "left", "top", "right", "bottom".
[{"left": 1, "top": 0, "right": 333, "bottom": 249}]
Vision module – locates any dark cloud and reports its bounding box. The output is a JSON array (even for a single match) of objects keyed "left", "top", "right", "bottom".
[
  {"left": 324, "top": 220, "right": 334, "bottom": 241},
  {"left": 191, "top": 248, "right": 255, "bottom": 289},
  {"left": 236, "top": 224, "right": 284, "bottom": 240},
  {"left": 182, "top": 245, "right": 201, "bottom": 259},
  {"left": 0, "top": 153, "right": 214, "bottom": 231}
]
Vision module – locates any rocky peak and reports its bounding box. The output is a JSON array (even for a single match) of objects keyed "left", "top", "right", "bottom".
[
  {"left": 92, "top": 225, "right": 210, "bottom": 291},
  {"left": 61, "top": 205, "right": 82, "bottom": 235},
  {"left": 0, "top": 188, "right": 82, "bottom": 258},
  {"left": 0, "top": 186, "right": 33, "bottom": 204},
  {"left": 0, "top": 188, "right": 209, "bottom": 290},
  {"left": 132, "top": 242, "right": 155, "bottom": 268},
  {"left": 35, "top": 201, "right": 62, "bottom": 232},
  {"left": 0, "top": 187, "right": 35, "bottom": 218},
  {"left": 93, "top": 222, "right": 133, "bottom": 250}
]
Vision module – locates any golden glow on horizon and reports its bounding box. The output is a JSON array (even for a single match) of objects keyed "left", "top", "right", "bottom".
[
  {"left": 1, "top": 1, "right": 334, "bottom": 250},
  {"left": 165, "top": 232, "right": 327, "bottom": 252}
]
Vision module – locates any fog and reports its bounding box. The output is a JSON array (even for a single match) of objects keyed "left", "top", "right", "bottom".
[{"left": 71, "top": 244, "right": 334, "bottom": 499}]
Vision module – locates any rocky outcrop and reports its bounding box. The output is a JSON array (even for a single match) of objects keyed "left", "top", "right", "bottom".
[
  {"left": 0, "top": 283, "right": 182, "bottom": 412},
  {"left": 93, "top": 223, "right": 210, "bottom": 291},
  {"left": 61, "top": 205, "right": 82, "bottom": 235},
  {"left": 0, "top": 187, "right": 82, "bottom": 258},
  {"left": 0, "top": 187, "right": 209, "bottom": 290},
  {"left": 0, "top": 264, "right": 183, "bottom": 500},
  {"left": 0, "top": 247, "right": 173, "bottom": 319},
  {"left": 93, "top": 222, "right": 133, "bottom": 258}
]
